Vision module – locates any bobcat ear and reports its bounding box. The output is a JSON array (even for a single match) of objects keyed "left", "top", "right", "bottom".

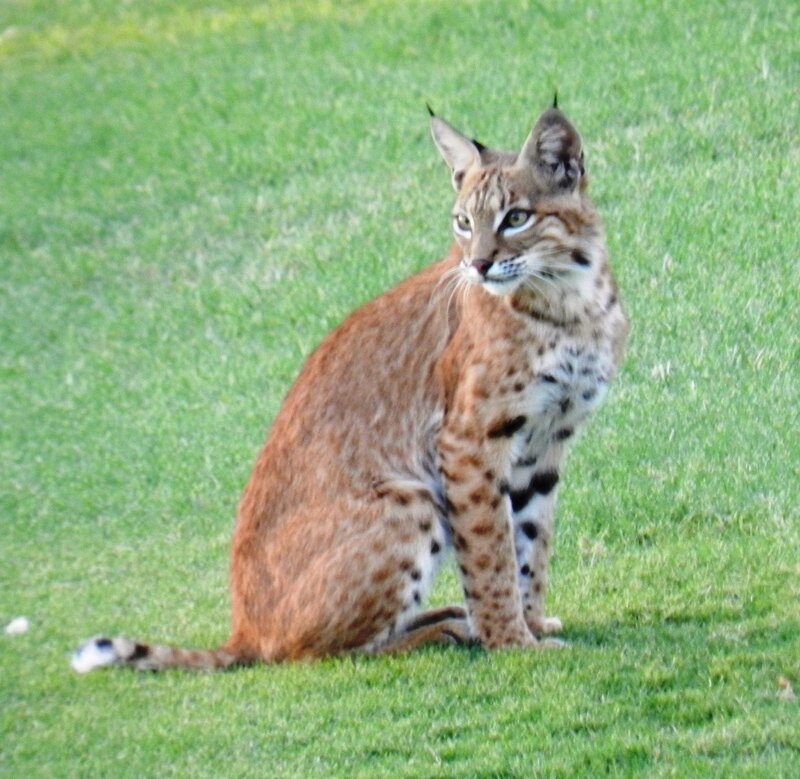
[
  {"left": 429, "top": 112, "right": 482, "bottom": 191},
  {"left": 517, "top": 108, "right": 584, "bottom": 191}
]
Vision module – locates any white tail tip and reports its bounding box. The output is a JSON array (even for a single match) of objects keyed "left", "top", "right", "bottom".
[{"left": 71, "top": 637, "right": 120, "bottom": 673}]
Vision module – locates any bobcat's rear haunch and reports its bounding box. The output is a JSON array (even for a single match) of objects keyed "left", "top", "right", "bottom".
[{"left": 73, "top": 104, "right": 628, "bottom": 672}]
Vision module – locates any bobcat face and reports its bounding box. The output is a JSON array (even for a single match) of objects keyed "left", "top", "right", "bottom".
[{"left": 431, "top": 108, "right": 595, "bottom": 301}]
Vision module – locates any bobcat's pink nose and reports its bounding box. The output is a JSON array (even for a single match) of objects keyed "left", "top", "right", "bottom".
[{"left": 471, "top": 259, "right": 493, "bottom": 277}]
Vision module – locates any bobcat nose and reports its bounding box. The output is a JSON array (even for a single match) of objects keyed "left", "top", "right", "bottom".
[{"left": 471, "top": 259, "right": 493, "bottom": 277}]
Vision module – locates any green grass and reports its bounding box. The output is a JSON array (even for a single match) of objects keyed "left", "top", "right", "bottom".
[{"left": 1, "top": 0, "right": 798, "bottom": 776}]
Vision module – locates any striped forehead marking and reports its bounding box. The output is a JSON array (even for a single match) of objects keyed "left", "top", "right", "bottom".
[{"left": 463, "top": 169, "right": 510, "bottom": 216}]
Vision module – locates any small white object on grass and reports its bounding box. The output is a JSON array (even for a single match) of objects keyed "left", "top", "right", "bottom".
[{"left": 4, "top": 616, "right": 30, "bottom": 635}]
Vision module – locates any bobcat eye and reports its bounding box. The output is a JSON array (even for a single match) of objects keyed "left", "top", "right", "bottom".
[
  {"left": 501, "top": 209, "right": 533, "bottom": 233},
  {"left": 453, "top": 213, "right": 472, "bottom": 236}
]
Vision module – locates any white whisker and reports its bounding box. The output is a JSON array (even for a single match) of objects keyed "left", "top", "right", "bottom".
[
  {"left": 523, "top": 272, "right": 559, "bottom": 298},
  {"left": 431, "top": 265, "right": 473, "bottom": 322},
  {"left": 431, "top": 265, "right": 462, "bottom": 300},
  {"left": 451, "top": 275, "right": 473, "bottom": 319},
  {"left": 429, "top": 265, "right": 464, "bottom": 317}
]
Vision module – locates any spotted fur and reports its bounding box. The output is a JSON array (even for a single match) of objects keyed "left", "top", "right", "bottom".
[{"left": 72, "top": 105, "right": 627, "bottom": 672}]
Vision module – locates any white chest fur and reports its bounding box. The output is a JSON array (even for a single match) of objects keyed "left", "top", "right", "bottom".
[{"left": 510, "top": 339, "right": 614, "bottom": 467}]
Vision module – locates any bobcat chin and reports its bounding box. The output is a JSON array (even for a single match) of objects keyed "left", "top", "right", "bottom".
[{"left": 73, "top": 103, "right": 627, "bottom": 672}]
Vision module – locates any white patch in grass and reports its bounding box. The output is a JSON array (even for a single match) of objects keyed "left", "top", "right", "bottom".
[
  {"left": 777, "top": 677, "right": 796, "bottom": 702},
  {"left": 651, "top": 362, "right": 672, "bottom": 381},
  {"left": 4, "top": 616, "right": 29, "bottom": 635}
]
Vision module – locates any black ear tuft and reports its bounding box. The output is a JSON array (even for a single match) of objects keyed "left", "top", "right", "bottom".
[
  {"left": 552, "top": 90, "right": 559, "bottom": 109},
  {"left": 426, "top": 102, "right": 435, "bottom": 117},
  {"left": 471, "top": 138, "right": 487, "bottom": 153}
]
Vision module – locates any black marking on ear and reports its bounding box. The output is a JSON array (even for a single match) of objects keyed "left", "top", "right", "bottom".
[
  {"left": 552, "top": 90, "right": 559, "bottom": 109},
  {"left": 426, "top": 102, "right": 435, "bottom": 117},
  {"left": 487, "top": 415, "right": 527, "bottom": 438},
  {"left": 471, "top": 138, "right": 487, "bottom": 153}
]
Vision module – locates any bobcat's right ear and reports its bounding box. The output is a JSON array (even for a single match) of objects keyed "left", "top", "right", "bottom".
[{"left": 429, "top": 111, "right": 482, "bottom": 191}]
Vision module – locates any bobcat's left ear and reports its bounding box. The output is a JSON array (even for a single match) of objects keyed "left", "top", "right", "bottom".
[
  {"left": 517, "top": 108, "right": 584, "bottom": 191},
  {"left": 429, "top": 110, "right": 483, "bottom": 191}
]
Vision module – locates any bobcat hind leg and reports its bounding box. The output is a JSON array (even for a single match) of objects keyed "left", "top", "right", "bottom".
[{"left": 375, "top": 605, "right": 475, "bottom": 654}]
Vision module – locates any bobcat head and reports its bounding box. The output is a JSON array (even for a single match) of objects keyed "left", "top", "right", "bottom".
[{"left": 430, "top": 106, "right": 600, "bottom": 305}]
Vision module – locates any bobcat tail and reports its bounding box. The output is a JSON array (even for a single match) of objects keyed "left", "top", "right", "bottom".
[{"left": 71, "top": 636, "right": 241, "bottom": 673}]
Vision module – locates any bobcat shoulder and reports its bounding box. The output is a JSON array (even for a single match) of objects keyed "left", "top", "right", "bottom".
[{"left": 72, "top": 103, "right": 628, "bottom": 672}]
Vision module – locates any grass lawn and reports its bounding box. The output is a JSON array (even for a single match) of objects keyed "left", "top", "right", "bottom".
[{"left": 1, "top": 0, "right": 798, "bottom": 776}]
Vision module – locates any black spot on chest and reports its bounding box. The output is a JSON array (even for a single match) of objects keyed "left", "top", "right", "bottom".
[
  {"left": 571, "top": 249, "right": 591, "bottom": 267},
  {"left": 532, "top": 471, "right": 559, "bottom": 494},
  {"left": 520, "top": 521, "right": 538, "bottom": 540},
  {"left": 509, "top": 470, "right": 560, "bottom": 512},
  {"left": 487, "top": 415, "right": 527, "bottom": 438}
]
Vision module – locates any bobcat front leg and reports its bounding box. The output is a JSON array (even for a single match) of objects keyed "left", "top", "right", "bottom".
[
  {"left": 511, "top": 443, "right": 565, "bottom": 636},
  {"left": 438, "top": 418, "right": 539, "bottom": 649}
]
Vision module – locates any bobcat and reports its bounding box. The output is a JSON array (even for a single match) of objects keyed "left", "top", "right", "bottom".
[{"left": 72, "top": 103, "right": 628, "bottom": 672}]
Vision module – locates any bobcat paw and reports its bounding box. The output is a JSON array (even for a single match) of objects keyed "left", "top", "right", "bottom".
[
  {"left": 538, "top": 636, "right": 568, "bottom": 649},
  {"left": 528, "top": 616, "right": 563, "bottom": 636},
  {"left": 517, "top": 634, "right": 567, "bottom": 650},
  {"left": 71, "top": 637, "right": 120, "bottom": 673}
]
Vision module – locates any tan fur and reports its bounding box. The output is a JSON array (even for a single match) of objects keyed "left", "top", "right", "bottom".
[{"left": 72, "top": 105, "right": 628, "bottom": 672}]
